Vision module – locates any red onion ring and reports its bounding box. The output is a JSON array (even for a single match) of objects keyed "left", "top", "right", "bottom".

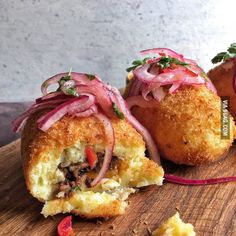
[
  {"left": 132, "top": 63, "right": 214, "bottom": 100},
  {"left": 76, "top": 85, "right": 113, "bottom": 117},
  {"left": 12, "top": 103, "right": 57, "bottom": 133},
  {"left": 141, "top": 83, "right": 154, "bottom": 101},
  {"left": 41, "top": 72, "right": 99, "bottom": 95},
  {"left": 151, "top": 87, "right": 166, "bottom": 101},
  {"left": 37, "top": 92, "right": 64, "bottom": 102},
  {"left": 14, "top": 71, "right": 163, "bottom": 186},
  {"left": 73, "top": 105, "right": 98, "bottom": 118},
  {"left": 168, "top": 83, "right": 181, "bottom": 94},
  {"left": 12, "top": 97, "right": 71, "bottom": 132},
  {"left": 126, "top": 96, "right": 158, "bottom": 109},
  {"left": 109, "top": 87, "right": 161, "bottom": 164},
  {"left": 128, "top": 78, "right": 143, "bottom": 97},
  {"left": 164, "top": 174, "right": 236, "bottom": 185},
  {"left": 41, "top": 73, "right": 67, "bottom": 95},
  {"left": 133, "top": 64, "right": 156, "bottom": 82},
  {"left": 140, "top": 48, "right": 184, "bottom": 61},
  {"left": 129, "top": 48, "right": 217, "bottom": 102},
  {"left": 127, "top": 114, "right": 161, "bottom": 165},
  {"left": 37, "top": 95, "right": 95, "bottom": 132},
  {"left": 90, "top": 112, "right": 115, "bottom": 186}
]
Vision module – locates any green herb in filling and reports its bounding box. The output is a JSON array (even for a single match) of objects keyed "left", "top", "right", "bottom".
[{"left": 71, "top": 186, "right": 81, "bottom": 192}]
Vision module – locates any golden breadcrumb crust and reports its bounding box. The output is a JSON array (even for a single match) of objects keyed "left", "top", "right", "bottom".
[
  {"left": 208, "top": 60, "right": 236, "bottom": 120},
  {"left": 21, "top": 110, "right": 163, "bottom": 217},
  {"left": 41, "top": 188, "right": 135, "bottom": 218},
  {"left": 21, "top": 110, "right": 145, "bottom": 195},
  {"left": 130, "top": 85, "right": 235, "bottom": 165}
]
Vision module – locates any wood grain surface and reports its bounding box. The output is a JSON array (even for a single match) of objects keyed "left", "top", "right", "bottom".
[{"left": 0, "top": 140, "right": 236, "bottom": 236}]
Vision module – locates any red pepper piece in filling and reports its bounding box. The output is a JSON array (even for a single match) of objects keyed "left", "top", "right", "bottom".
[{"left": 85, "top": 147, "right": 98, "bottom": 169}]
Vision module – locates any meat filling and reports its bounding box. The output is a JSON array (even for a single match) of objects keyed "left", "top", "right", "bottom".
[
  {"left": 56, "top": 151, "right": 119, "bottom": 198},
  {"left": 57, "top": 162, "right": 90, "bottom": 198}
]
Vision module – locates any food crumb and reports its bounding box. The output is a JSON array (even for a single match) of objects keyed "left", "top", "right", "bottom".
[
  {"left": 99, "top": 232, "right": 107, "bottom": 236},
  {"left": 109, "top": 225, "right": 115, "bottom": 230},
  {"left": 144, "top": 221, "right": 148, "bottom": 225},
  {"left": 146, "top": 228, "right": 152, "bottom": 235},
  {"left": 132, "top": 229, "right": 138, "bottom": 234},
  {"left": 175, "top": 206, "right": 180, "bottom": 211},
  {"left": 96, "top": 220, "right": 103, "bottom": 225}
]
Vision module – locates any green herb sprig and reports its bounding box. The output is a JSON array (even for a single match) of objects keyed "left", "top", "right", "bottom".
[
  {"left": 112, "top": 102, "right": 125, "bottom": 119},
  {"left": 58, "top": 75, "right": 71, "bottom": 86},
  {"left": 211, "top": 43, "right": 236, "bottom": 64},
  {"left": 126, "top": 57, "right": 150, "bottom": 72},
  {"left": 65, "top": 87, "right": 78, "bottom": 96},
  {"left": 126, "top": 56, "right": 189, "bottom": 72},
  {"left": 157, "top": 56, "right": 189, "bottom": 69},
  {"left": 57, "top": 69, "right": 78, "bottom": 96},
  {"left": 71, "top": 186, "right": 81, "bottom": 192},
  {"left": 86, "top": 74, "right": 96, "bottom": 81}
]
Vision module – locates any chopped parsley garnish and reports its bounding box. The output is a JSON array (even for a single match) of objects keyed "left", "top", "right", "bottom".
[
  {"left": 157, "top": 56, "right": 189, "bottom": 69},
  {"left": 57, "top": 71, "right": 78, "bottom": 96},
  {"left": 112, "top": 102, "right": 125, "bottom": 119},
  {"left": 66, "top": 87, "right": 78, "bottom": 96},
  {"left": 126, "top": 57, "right": 150, "bottom": 72},
  {"left": 86, "top": 74, "right": 96, "bottom": 81},
  {"left": 211, "top": 43, "right": 236, "bottom": 64},
  {"left": 59, "top": 75, "right": 71, "bottom": 86},
  {"left": 71, "top": 186, "right": 81, "bottom": 192},
  {"left": 126, "top": 56, "right": 188, "bottom": 72}
]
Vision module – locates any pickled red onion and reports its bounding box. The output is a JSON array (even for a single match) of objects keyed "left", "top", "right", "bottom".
[
  {"left": 128, "top": 48, "right": 217, "bottom": 102},
  {"left": 90, "top": 112, "right": 115, "bottom": 186},
  {"left": 41, "top": 72, "right": 99, "bottom": 95},
  {"left": 13, "top": 71, "right": 162, "bottom": 186},
  {"left": 126, "top": 95, "right": 158, "bottom": 109},
  {"left": 141, "top": 48, "right": 184, "bottom": 61},
  {"left": 37, "top": 95, "right": 95, "bottom": 132},
  {"left": 108, "top": 86, "right": 161, "bottom": 164},
  {"left": 164, "top": 174, "right": 236, "bottom": 185}
]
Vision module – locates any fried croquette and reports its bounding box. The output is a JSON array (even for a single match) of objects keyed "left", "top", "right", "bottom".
[
  {"left": 21, "top": 109, "right": 164, "bottom": 217},
  {"left": 208, "top": 60, "right": 236, "bottom": 120},
  {"left": 129, "top": 85, "right": 235, "bottom": 165}
]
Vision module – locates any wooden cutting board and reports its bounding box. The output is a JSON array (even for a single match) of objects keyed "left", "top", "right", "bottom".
[{"left": 1, "top": 140, "right": 236, "bottom": 236}]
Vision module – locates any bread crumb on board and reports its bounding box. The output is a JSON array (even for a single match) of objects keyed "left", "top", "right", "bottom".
[{"left": 151, "top": 212, "right": 196, "bottom": 236}]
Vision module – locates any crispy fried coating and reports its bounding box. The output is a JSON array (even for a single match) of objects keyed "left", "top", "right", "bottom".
[
  {"left": 131, "top": 85, "right": 235, "bottom": 165},
  {"left": 208, "top": 60, "right": 236, "bottom": 120},
  {"left": 21, "top": 110, "right": 163, "bottom": 217}
]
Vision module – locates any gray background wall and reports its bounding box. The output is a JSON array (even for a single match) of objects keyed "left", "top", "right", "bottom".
[{"left": 0, "top": 0, "right": 236, "bottom": 102}]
